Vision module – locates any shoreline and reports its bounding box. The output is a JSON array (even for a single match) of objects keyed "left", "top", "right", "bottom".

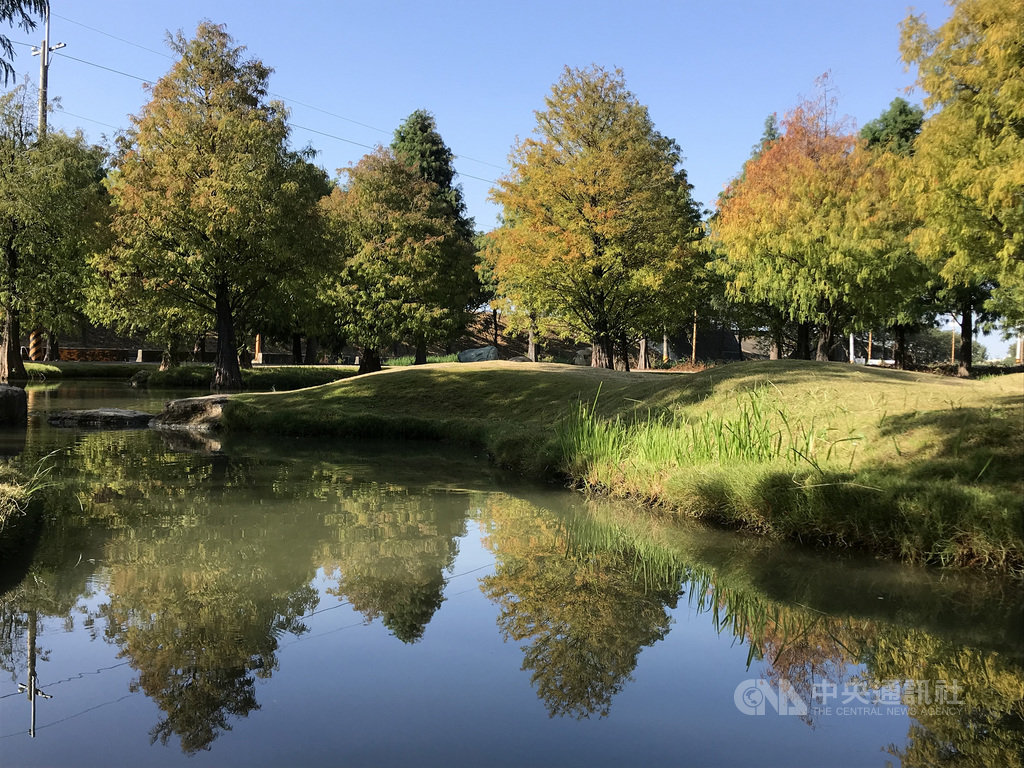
[{"left": 187, "top": 360, "right": 1023, "bottom": 576}]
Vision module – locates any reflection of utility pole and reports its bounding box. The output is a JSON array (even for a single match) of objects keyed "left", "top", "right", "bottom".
[{"left": 16, "top": 610, "right": 52, "bottom": 738}]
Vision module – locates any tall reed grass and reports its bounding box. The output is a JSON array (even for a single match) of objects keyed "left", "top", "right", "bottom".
[
  {"left": 557, "top": 386, "right": 849, "bottom": 482},
  {"left": 386, "top": 354, "right": 459, "bottom": 366}
]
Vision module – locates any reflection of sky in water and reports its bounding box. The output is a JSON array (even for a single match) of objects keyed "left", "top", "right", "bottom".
[{"left": 2, "top": 528, "right": 913, "bottom": 768}]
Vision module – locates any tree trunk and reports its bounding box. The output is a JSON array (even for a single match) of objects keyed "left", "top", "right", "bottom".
[
  {"left": 616, "top": 333, "right": 630, "bottom": 372},
  {"left": 592, "top": 335, "right": 614, "bottom": 369},
  {"left": 893, "top": 325, "right": 907, "bottom": 369},
  {"left": 414, "top": 337, "right": 427, "bottom": 365},
  {"left": 160, "top": 347, "right": 179, "bottom": 371},
  {"left": 1, "top": 241, "right": 27, "bottom": 382},
  {"left": 491, "top": 308, "right": 500, "bottom": 349},
  {"left": 793, "top": 322, "right": 812, "bottom": 360},
  {"left": 691, "top": 310, "right": 698, "bottom": 365},
  {"left": 43, "top": 331, "right": 59, "bottom": 362},
  {"left": 815, "top": 324, "right": 834, "bottom": 361},
  {"left": 161, "top": 337, "right": 190, "bottom": 370},
  {"left": 212, "top": 285, "right": 242, "bottom": 392},
  {"left": 358, "top": 347, "right": 381, "bottom": 374},
  {"left": 958, "top": 300, "right": 973, "bottom": 378},
  {"left": 304, "top": 335, "right": 318, "bottom": 366},
  {"left": 770, "top": 328, "right": 783, "bottom": 360},
  {"left": 527, "top": 326, "right": 536, "bottom": 362},
  {"left": 0, "top": 306, "right": 27, "bottom": 382},
  {"left": 292, "top": 333, "right": 303, "bottom": 365},
  {"left": 637, "top": 338, "right": 648, "bottom": 370}
]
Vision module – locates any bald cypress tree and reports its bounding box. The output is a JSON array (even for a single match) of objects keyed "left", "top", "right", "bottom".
[
  {"left": 100, "top": 24, "right": 328, "bottom": 391},
  {"left": 391, "top": 110, "right": 478, "bottom": 363}
]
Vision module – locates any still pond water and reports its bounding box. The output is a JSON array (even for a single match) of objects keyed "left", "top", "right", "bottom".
[{"left": 0, "top": 382, "right": 1021, "bottom": 767}]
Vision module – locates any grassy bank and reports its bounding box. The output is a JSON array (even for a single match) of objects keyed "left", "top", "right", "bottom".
[
  {"left": 138, "top": 364, "right": 357, "bottom": 390},
  {"left": 221, "top": 360, "right": 1024, "bottom": 573},
  {"left": 25, "top": 361, "right": 357, "bottom": 391},
  {"left": 27, "top": 361, "right": 152, "bottom": 380}
]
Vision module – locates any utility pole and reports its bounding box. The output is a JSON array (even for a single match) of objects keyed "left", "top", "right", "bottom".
[
  {"left": 29, "top": 10, "right": 65, "bottom": 363},
  {"left": 31, "top": 7, "right": 65, "bottom": 138}
]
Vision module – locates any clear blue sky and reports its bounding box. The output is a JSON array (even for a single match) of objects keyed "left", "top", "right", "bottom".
[
  {"left": 9, "top": 0, "right": 954, "bottom": 223},
  {"left": 11, "top": 0, "right": 1010, "bottom": 356}
]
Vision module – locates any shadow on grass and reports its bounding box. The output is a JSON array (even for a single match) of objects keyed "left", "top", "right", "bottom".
[{"left": 875, "top": 400, "right": 1024, "bottom": 486}]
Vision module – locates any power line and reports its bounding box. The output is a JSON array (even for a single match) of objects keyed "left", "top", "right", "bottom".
[
  {"left": 42, "top": 50, "right": 501, "bottom": 184},
  {"left": 290, "top": 122, "right": 498, "bottom": 184},
  {"left": 52, "top": 51, "right": 150, "bottom": 83},
  {"left": 270, "top": 92, "right": 390, "bottom": 137},
  {"left": 52, "top": 13, "right": 172, "bottom": 60},
  {"left": 57, "top": 109, "right": 120, "bottom": 131},
  {"left": 290, "top": 122, "right": 376, "bottom": 152},
  {"left": 448, "top": 170, "right": 499, "bottom": 185},
  {"left": 44, "top": 14, "right": 508, "bottom": 172}
]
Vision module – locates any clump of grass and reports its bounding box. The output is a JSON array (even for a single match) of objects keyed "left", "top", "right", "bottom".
[
  {"left": 141, "top": 365, "right": 213, "bottom": 388},
  {"left": 243, "top": 366, "right": 357, "bottom": 390},
  {"left": 386, "top": 354, "right": 459, "bottom": 366},
  {"left": 557, "top": 386, "right": 846, "bottom": 484},
  {"left": 554, "top": 384, "right": 1022, "bottom": 574},
  {"left": 26, "top": 362, "right": 154, "bottom": 380},
  {"left": 0, "top": 454, "right": 57, "bottom": 533}
]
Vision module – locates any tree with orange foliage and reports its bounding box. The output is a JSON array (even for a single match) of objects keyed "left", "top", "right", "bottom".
[{"left": 714, "top": 78, "right": 918, "bottom": 360}]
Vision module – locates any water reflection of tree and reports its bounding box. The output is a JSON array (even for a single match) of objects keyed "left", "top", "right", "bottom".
[
  {"left": 745, "top": 608, "right": 1024, "bottom": 766},
  {"left": 6, "top": 427, "right": 1022, "bottom": 762},
  {"left": 52, "top": 431, "right": 322, "bottom": 753},
  {"left": 98, "top": 515, "right": 319, "bottom": 753},
  {"left": 690, "top": 559, "right": 1024, "bottom": 766},
  {"left": 480, "top": 494, "right": 1024, "bottom": 758},
  {"left": 479, "top": 497, "right": 682, "bottom": 718},
  {"left": 321, "top": 486, "right": 467, "bottom": 643},
  {"left": 873, "top": 630, "right": 1024, "bottom": 768},
  {"left": 5, "top": 432, "right": 480, "bottom": 752}
]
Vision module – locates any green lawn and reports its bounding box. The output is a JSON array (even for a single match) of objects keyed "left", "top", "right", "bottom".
[{"left": 214, "top": 360, "right": 1022, "bottom": 572}]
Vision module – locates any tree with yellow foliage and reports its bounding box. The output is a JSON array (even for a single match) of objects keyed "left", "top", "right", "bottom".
[
  {"left": 901, "top": 0, "right": 1024, "bottom": 331},
  {"left": 490, "top": 66, "right": 702, "bottom": 369}
]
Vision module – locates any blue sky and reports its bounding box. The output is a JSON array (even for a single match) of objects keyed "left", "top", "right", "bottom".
[
  {"left": 9, "top": 0, "right": 954, "bottom": 224},
  {"left": 12, "top": 0, "right": 1011, "bottom": 355}
]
